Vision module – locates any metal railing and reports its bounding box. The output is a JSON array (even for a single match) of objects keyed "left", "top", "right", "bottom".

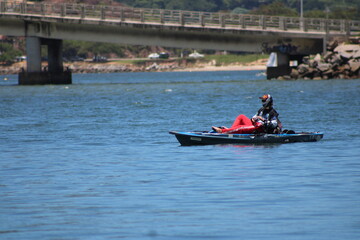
[{"left": 1, "top": 1, "right": 359, "bottom": 34}]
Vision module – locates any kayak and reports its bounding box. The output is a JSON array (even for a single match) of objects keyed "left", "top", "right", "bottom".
[{"left": 169, "top": 131, "right": 324, "bottom": 146}]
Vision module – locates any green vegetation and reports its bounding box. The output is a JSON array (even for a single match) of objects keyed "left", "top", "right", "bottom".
[
  {"left": 116, "top": 0, "right": 360, "bottom": 20},
  {"left": 112, "top": 59, "right": 143, "bottom": 64},
  {"left": 250, "top": 1, "right": 298, "bottom": 17},
  {"left": 204, "top": 54, "right": 269, "bottom": 65},
  {"left": 63, "top": 40, "right": 126, "bottom": 58},
  {"left": 0, "top": 43, "right": 22, "bottom": 64},
  {"left": 112, "top": 59, "right": 165, "bottom": 65},
  {"left": 100, "top": 54, "right": 267, "bottom": 66}
]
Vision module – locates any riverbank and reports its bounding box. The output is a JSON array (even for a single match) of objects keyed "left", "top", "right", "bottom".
[
  {"left": 0, "top": 58, "right": 267, "bottom": 75},
  {"left": 174, "top": 61, "right": 266, "bottom": 72}
]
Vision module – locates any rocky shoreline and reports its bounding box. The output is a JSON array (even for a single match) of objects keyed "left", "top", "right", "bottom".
[
  {"left": 0, "top": 61, "right": 180, "bottom": 75},
  {"left": 0, "top": 58, "right": 267, "bottom": 75},
  {"left": 279, "top": 42, "right": 360, "bottom": 80}
]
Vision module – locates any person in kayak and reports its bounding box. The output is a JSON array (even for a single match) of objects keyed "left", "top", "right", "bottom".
[{"left": 212, "top": 94, "right": 282, "bottom": 134}]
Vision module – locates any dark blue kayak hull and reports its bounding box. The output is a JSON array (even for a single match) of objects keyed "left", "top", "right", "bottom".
[{"left": 169, "top": 131, "right": 324, "bottom": 146}]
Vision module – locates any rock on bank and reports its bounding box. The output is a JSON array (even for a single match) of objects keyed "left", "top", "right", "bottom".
[
  {"left": 1, "top": 59, "right": 191, "bottom": 74},
  {"left": 277, "top": 42, "right": 360, "bottom": 80}
]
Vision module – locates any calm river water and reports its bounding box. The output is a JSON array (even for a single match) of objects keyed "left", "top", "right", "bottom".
[{"left": 1, "top": 71, "right": 360, "bottom": 240}]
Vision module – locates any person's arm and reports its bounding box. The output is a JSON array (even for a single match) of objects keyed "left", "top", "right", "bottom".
[{"left": 264, "top": 116, "right": 278, "bottom": 128}]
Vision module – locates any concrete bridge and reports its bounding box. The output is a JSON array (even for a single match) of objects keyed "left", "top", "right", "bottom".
[{"left": 0, "top": 1, "right": 359, "bottom": 84}]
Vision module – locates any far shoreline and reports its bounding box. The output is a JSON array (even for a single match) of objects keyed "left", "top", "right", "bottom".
[
  {"left": 172, "top": 64, "right": 266, "bottom": 72},
  {"left": 0, "top": 60, "right": 267, "bottom": 75}
]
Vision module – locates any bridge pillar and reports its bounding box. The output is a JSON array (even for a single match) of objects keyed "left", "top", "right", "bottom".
[
  {"left": 26, "top": 37, "right": 42, "bottom": 73},
  {"left": 266, "top": 52, "right": 291, "bottom": 79},
  {"left": 19, "top": 37, "right": 72, "bottom": 85},
  {"left": 47, "top": 39, "right": 64, "bottom": 73}
]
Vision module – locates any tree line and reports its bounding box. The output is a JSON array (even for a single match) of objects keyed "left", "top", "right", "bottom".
[{"left": 116, "top": 0, "right": 359, "bottom": 20}]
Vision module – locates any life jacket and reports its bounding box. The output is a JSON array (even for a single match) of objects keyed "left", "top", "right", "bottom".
[{"left": 256, "top": 107, "right": 282, "bottom": 133}]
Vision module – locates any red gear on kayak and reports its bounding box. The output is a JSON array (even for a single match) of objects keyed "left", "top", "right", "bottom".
[{"left": 219, "top": 114, "right": 264, "bottom": 134}]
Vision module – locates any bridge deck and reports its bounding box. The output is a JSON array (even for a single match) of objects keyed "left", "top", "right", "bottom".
[{"left": 1, "top": 1, "right": 359, "bottom": 35}]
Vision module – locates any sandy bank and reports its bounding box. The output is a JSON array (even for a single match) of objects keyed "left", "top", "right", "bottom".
[{"left": 174, "top": 64, "right": 266, "bottom": 72}]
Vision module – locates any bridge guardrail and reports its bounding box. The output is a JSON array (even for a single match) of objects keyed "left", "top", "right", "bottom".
[{"left": 1, "top": 1, "right": 359, "bottom": 34}]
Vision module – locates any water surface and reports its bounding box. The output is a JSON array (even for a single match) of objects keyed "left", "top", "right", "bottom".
[{"left": 1, "top": 71, "right": 360, "bottom": 239}]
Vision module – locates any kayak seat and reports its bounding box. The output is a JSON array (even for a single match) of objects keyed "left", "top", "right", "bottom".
[{"left": 282, "top": 129, "right": 295, "bottom": 134}]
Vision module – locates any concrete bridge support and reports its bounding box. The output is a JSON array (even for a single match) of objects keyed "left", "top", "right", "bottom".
[
  {"left": 18, "top": 37, "right": 72, "bottom": 85},
  {"left": 266, "top": 52, "right": 308, "bottom": 79},
  {"left": 266, "top": 52, "right": 291, "bottom": 79},
  {"left": 25, "top": 37, "right": 42, "bottom": 73},
  {"left": 46, "top": 39, "right": 64, "bottom": 73}
]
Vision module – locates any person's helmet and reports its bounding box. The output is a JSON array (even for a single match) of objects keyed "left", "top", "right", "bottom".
[{"left": 259, "top": 94, "right": 273, "bottom": 108}]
